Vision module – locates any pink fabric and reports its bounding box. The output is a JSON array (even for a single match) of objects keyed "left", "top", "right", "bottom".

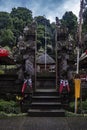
[
  {"left": 0, "top": 49, "right": 9, "bottom": 57},
  {"left": 59, "top": 80, "right": 70, "bottom": 93},
  {"left": 22, "top": 81, "right": 27, "bottom": 94},
  {"left": 65, "top": 80, "right": 70, "bottom": 92},
  {"left": 67, "top": 84, "right": 70, "bottom": 92},
  {"left": 59, "top": 80, "right": 63, "bottom": 93}
]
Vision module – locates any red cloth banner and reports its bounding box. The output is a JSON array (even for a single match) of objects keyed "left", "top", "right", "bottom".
[
  {"left": 59, "top": 80, "right": 70, "bottom": 93},
  {"left": 21, "top": 81, "right": 27, "bottom": 94},
  {"left": 0, "top": 48, "right": 9, "bottom": 57}
]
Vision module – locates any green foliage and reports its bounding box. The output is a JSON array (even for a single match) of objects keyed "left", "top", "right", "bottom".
[
  {"left": 12, "top": 17, "right": 24, "bottom": 32},
  {"left": 69, "top": 100, "right": 87, "bottom": 113},
  {"left": 0, "top": 99, "right": 20, "bottom": 114},
  {"left": 10, "top": 7, "right": 33, "bottom": 42},
  {"left": 62, "top": 11, "right": 78, "bottom": 35},
  {"left": 35, "top": 16, "right": 54, "bottom": 52},
  {"left": 0, "top": 7, "right": 78, "bottom": 52},
  {"left": 0, "top": 111, "right": 27, "bottom": 118},
  {"left": 82, "top": 100, "right": 87, "bottom": 111},
  {"left": 0, "top": 7, "right": 33, "bottom": 47},
  {"left": 51, "top": 22, "right": 56, "bottom": 32},
  {"left": 3, "top": 46, "right": 12, "bottom": 53},
  {"left": 0, "top": 70, "right": 4, "bottom": 74},
  {"left": 37, "top": 24, "right": 45, "bottom": 49},
  {"left": 10, "top": 7, "right": 33, "bottom": 24},
  {"left": 37, "top": 25, "right": 45, "bottom": 39},
  {"left": 0, "top": 29, "right": 16, "bottom": 47},
  {"left": 12, "top": 28, "right": 20, "bottom": 42},
  {"left": 35, "top": 16, "right": 50, "bottom": 26},
  {"left": 0, "top": 12, "right": 13, "bottom": 29},
  {"left": 69, "top": 101, "right": 80, "bottom": 112},
  {"left": 66, "top": 111, "right": 83, "bottom": 117}
]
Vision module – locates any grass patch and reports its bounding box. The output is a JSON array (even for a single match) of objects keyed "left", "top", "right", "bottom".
[
  {"left": 68, "top": 99, "right": 87, "bottom": 116},
  {"left": 0, "top": 99, "right": 21, "bottom": 114},
  {"left": 0, "top": 111, "right": 28, "bottom": 118},
  {"left": 66, "top": 111, "right": 84, "bottom": 117}
]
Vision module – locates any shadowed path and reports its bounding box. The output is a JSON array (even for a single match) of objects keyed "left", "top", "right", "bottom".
[{"left": 0, "top": 117, "right": 87, "bottom": 130}]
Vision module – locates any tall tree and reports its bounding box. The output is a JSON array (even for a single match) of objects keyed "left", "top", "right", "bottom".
[
  {"left": 0, "top": 29, "right": 16, "bottom": 47},
  {"left": 10, "top": 7, "right": 33, "bottom": 26},
  {"left": 0, "top": 12, "right": 13, "bottom": 29},
  {"left": 10, "top": 7, "right": 33, "bottom": 42},
  {"left": 62, "top": 11, "right": 78, "bottom": 35}
]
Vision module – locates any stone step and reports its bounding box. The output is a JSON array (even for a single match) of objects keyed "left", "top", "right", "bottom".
[
  {"left": 21, "top": 102, "right": 68, "bottom": 113},
  {"left": 21, "top": 88, "right": 67, "bottom": 117},
  {"left": 35, "top": 89, "right": 57, "bottom": 92},
  {"left": 30, "top": 102, "right": 62, "bottom": 109},
  {"left": 28, "top": 109, "right": 65, "bottom": 117},
  {"left": 33, "top": 89, "right": 59, "bottom": 96},
  {"left": 32, "top": 96, "right": 60, "bottom": 102}
]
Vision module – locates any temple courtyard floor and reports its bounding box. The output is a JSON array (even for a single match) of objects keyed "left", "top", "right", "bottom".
[{"left": 0, "top": 116, "right": 87, "bottom": 130}]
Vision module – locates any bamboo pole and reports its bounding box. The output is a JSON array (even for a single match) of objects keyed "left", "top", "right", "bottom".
[
  {"left": 35, "top": 24, "right": 37, "bottom": 91},
  {"left": 55, "top": 25, "right": 58, "bottom": 90},
  {"left": 44, "top": 17, "right": 47, "bottom": 71},
  {"left": 79, "top": 0, "right": 85, "bottom": 114},
  {"left": 75, "top": 98, "right": 77, "bottom": 113},
  {"left": 75, "top": 0, "right": 84, "bottom": 114}
]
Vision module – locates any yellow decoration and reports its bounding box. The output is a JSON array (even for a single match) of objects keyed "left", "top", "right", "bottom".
[
  {"left": 74, "top": 79, "right": 81, "bottom": 98},
  {"left": 16, "top": 96, "right": 23, "bottom": 101}
]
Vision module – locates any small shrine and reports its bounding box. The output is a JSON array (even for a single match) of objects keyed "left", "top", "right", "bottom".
[{"left": 36, "top": 53, "right": 55, "bottom": 72}]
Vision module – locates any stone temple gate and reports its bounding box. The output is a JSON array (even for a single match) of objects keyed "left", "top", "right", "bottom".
[
  {"left": 12, "top": 18, "right": 74, "bottom": 91},
  {"left": 0, "top": 19, "right": 73, "bottom": 116}
]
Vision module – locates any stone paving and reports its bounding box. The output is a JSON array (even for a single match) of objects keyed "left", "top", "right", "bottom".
[{"left": 0, "top": 117, "right": 87, "bottom": 130}]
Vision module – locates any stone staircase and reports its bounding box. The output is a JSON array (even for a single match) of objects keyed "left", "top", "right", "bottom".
[{"left": 27, "top": 89, "right": 65, "bottom": 117}]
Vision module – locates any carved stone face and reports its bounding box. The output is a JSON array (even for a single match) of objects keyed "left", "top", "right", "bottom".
[
  {"left": 23, "top": 26, "right": 29, "bottom": 34},
  {"left": 17, "top": 41, "right": 26, "bottom": 51},
  {"left": 18, "top": 35, "right": 23, "bottom": 41}
]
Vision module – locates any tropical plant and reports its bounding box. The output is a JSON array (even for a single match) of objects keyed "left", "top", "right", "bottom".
[{"left": 62, "top": 11, "right": 78, "bottom": 35}]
